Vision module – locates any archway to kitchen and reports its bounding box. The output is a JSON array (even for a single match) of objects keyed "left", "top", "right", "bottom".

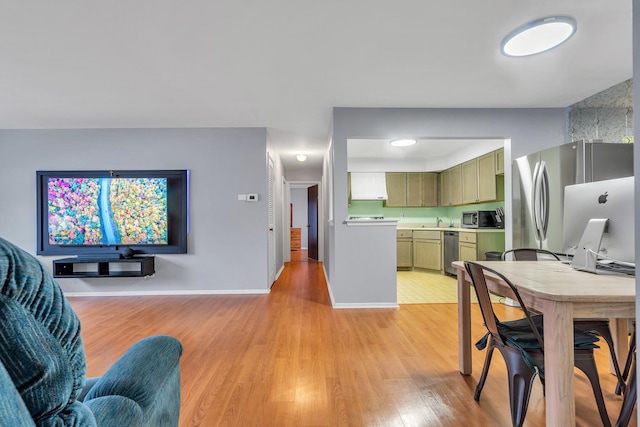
[{"left": 347, "top": 137, "right": 508, "bottom": 304}]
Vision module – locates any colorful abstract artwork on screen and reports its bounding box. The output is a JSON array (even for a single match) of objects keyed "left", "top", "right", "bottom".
[{"left": 47, "top": 177, "right": 168, "bottom": 246}]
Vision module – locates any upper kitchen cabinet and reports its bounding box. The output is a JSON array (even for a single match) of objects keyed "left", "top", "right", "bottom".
[
  {"left": 462, "top": 159, "right": 478, "bottom": 204},
  {"left": 462, "top": 152, "right": 497, "bottom": 204},
  {"left": 385, "top": 172, "right": 407, "bottom": 207},
  {"left": 441, "top": 165, "right": 462, "bottom": 206},
  {"left": 420, "top": 172, "right": 439, "bottom": 207},
  {"left": 406, "top": 172, "right": 423, "bottom": 206},
  {"left": 478, "top": 151, "right": 497, "bottom": 201},
  {"left": 386, "top": 172, "right": 439, "bottom": 207},
  {"left": 407, "top": 172, "right": 438, "bottom": 207},
  {"left": 495, "top": 148, "right": 504, "bottom": 175}
]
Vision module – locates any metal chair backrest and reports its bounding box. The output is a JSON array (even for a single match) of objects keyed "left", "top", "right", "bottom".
[
  {"left": 464, "top": 261, "right": 544, "bottom": 350},
  {"left": 501, "top": 248, "right": 560, "bottom": 261}
]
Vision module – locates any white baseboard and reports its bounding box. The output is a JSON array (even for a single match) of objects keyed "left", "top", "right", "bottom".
[
  {"left": 271, "top": 265, "right": 285, "bottom": 288},
  {"left": 323, "top": 265, "right": 336, "bottom": 307},
  {"left": 332, "top": 302, "right": 399, "bottom": 309},
  {"left": 64, "top": 289, "right": 271, "bottom": 297}
]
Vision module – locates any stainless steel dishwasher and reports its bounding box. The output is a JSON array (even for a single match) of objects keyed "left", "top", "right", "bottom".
[{"left": 443, "top": 231, "right": 459, "bottom": 276}]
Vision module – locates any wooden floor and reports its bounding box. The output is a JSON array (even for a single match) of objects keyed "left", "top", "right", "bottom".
[{"left": 69, "top": 251, "right": 636, "bottom": 427}]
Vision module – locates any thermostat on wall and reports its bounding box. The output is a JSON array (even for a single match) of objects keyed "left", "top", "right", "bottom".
[{"left": 247, "top": 193, "right": 258, "bottom": 202}]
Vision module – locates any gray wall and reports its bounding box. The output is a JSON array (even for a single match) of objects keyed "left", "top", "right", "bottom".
[
  {"left": 285, "top": 168, "right": 322, "bottom": 182},
  {"left": 0, "top": 127, "right": 283, "bottom": 294},
  {"left": 326, "top": 107, "right": 567, "bottom": 306}
]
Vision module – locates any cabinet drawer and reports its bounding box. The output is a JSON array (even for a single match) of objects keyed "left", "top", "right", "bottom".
[
  {"left": 397, "top": 229, "right": 413, "bottom": 238},
  {"left": 459, "top": 232, "right": 477, "bottom": 243},
  {"left": 413, "top": 230, "right": 441, "bottom": 240}
]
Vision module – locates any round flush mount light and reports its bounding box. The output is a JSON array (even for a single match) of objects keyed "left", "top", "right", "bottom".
[
  {"left": 389, "top": 139, "right": 417, "bottom": 147},
  {"left": 296, "top": 153, "right": 307, "bottom": 162},
  {"left": 501, "top": 16, "right": 577, "bottom": 57}
]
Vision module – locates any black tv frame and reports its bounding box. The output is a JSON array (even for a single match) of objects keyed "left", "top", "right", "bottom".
[{"left": 36, "top": 169, "right": 189, "bottom": 258}]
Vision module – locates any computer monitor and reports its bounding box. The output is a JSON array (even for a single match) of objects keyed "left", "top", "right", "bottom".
[{"left": 562, "top": 176, "right": 635, "bottom": 272}]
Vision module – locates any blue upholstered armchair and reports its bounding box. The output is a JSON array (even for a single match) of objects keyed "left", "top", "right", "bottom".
[{"left": 0, "top": 237, "right": 183, "bottom": 426}]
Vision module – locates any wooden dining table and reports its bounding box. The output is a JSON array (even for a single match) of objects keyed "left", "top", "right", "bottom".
[{"left": 453, "top": 260, "right": 636, "bottom": 427}]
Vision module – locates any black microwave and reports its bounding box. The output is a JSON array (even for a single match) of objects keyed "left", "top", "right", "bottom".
[{"left": 461, "top": 211, "right": 498, "bottom": 229}]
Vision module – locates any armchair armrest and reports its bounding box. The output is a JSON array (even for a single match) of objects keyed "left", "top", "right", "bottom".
[
  {"left": 0, "top": 360, "right": 35, "bottom": 427},
  {"left": 84, "top": 335, "right": 183, "bottom": 427}
]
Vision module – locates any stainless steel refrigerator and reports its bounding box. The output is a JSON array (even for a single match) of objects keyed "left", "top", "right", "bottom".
[{"left": 512, "top": 140, "right": 634, "bottom": 253}]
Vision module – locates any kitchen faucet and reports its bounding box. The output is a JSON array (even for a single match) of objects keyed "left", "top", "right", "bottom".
[{"left": 436, "top": 217, "right": 442, "bottom": 227}]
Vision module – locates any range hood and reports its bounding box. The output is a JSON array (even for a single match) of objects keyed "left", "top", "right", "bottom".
[{"left": 350, "top": 172, "right": 388, "bottom": 200}]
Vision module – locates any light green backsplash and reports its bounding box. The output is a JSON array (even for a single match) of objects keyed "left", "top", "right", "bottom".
[{"left": 348, "top": 200, "right": 504, "bottom": 225}]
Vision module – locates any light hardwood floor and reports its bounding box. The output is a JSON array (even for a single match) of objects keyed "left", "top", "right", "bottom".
[{"left": 69, "top": 252, "right": 635, "bottom": 426}]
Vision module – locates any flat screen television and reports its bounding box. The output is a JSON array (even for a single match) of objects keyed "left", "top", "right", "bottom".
[{"left": 36, "top": 170, "right": 189, "bottom": 258}]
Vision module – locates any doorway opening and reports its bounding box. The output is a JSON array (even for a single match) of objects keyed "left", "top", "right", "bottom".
[{"left": 286, "top": 181, "right": 322, "bottom": 263}]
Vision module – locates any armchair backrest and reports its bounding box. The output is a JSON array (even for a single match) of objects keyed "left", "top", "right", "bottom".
[{"left": 0, "top": 237, "right": 94, "bottom": 425}]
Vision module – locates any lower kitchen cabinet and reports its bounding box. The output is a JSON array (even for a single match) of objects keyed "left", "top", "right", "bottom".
[
  {"left": 413, "top": 230, "right": 442, "bottom": 271},
  {"left": 458, "top": 231, "right": 504, "bottom": 261},
  {"left": 396, "top": 230, "right": 413, "bottom": 269},
  {"left": 459, "top": 241, "right": 477, "bottom": 262},
  {"left": 395, "top": 228, "right": 504, "bottom": 272}
]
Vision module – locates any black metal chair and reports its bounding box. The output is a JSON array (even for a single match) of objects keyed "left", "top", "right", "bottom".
[
  {"left": 465, "top": 261, "right": 612, "bottom": 427},
  {"left": 616, "top": 322, "right": 636, "bottom": 396},
  {"left": 614, "top": 347, "right": 636, "bottom": 427},
  {"left": 501, "top": 248, "right": 626, "bottom": 394},
  {"left": 501, "top": 248, "right": 561, "bottom": 261}
]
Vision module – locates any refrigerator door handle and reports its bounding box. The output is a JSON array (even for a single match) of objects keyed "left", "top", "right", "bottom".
[
  {"left": 532, "top": 161, "right": 543, "bottom": 242},
  {"left": 538, "top": 161, "right": 550, "bottom": 240}
]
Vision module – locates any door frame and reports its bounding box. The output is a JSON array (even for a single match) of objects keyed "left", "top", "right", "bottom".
[
  {"left": 284, "top": 180, "right": 323, "bottom": 263},
  {"left": 268, "top": 156, "right": 277, "bottom": 285}
]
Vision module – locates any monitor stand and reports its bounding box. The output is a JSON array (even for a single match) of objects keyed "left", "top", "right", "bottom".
[{"left": 571, "top": 218, "right": 607, "bottom": 273}]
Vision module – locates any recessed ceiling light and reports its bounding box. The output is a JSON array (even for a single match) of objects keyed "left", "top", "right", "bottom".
[
  {"left": 389, "top": 139, "right": 417, "bottom": 147},
  {"left": 296, "top": 153, "right": 307, "bottom": 162},
  {"left": 501, "top": 16, "right": 577, "bottom": 57}
]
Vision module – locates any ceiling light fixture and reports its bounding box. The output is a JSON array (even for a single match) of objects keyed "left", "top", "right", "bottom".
[
  {"left": 501, "top": 16, "right": 577, "bottom": 57},
  {"left": 296, "top": 153, "right": 307, "bottom": 162},
  {"left": 389, "top": 139, "right": 417, "bottom": 147}
]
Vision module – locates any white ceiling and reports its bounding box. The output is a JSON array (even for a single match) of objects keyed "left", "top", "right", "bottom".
[
  {"left": 347, "top": 138, "right": 505, "bottom": 172},
  {"left": 0, "top": 1, "right": 632, "bottom": 171}
]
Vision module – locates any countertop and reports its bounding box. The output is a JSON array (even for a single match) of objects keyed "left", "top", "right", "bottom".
[
  {"left": 344, "top": 219, "right": 505, "bottom": 232},
  {"left": 396, "top": 225, "right": 504, "bottom": 233},
  {"left": 344, "top": 217, "right": 399, "bottom": 226}
]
